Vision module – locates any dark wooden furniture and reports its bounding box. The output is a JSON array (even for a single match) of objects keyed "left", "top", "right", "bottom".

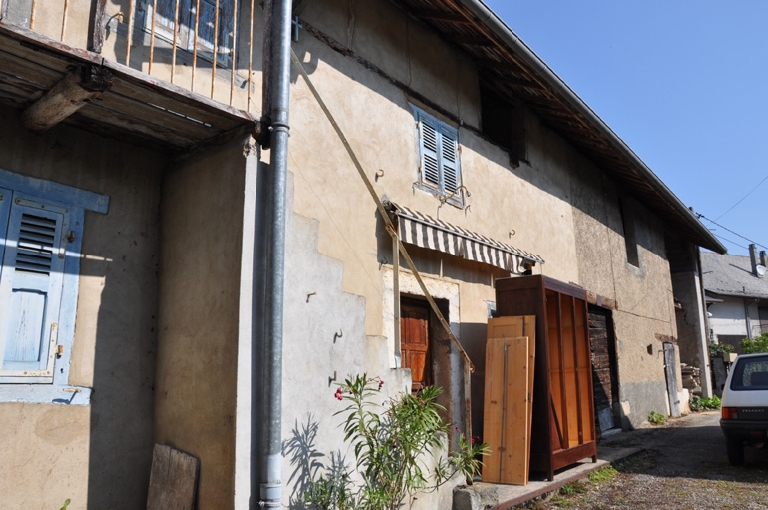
[{"left": 495, "top": 275, "right": 597, "bottom": 480}]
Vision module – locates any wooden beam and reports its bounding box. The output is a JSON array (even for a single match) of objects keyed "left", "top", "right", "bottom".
[
  {"left": 21, "top": 64, "right": 113, "bottom": 133},
  {"left": 413, "top": 9, "right": 471, "bottom": 24},
  {"left": 452, "top": 34, "right": 496, "bottom": 47},
  {"left": 88, "top": 0, "right": 108, "bottom": 53}
]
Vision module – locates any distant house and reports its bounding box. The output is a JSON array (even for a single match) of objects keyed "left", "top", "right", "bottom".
[{"left": 702, "top": 245, "right": 768, "bottom": 351}]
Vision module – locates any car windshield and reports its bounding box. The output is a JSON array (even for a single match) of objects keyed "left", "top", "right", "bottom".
[{"left": 730, "top": 355, "right": 768, "bottom": 390}]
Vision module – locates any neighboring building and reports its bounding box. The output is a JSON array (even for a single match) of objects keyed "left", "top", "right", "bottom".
[
  {"left": 702, "top": 245, "right": 768, "bottom": 350},
  {"left": 0, "top": 0, "right": 724, "bottom": 508}
]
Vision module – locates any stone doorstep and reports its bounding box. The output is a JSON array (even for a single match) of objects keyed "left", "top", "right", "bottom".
[{"left": 452, "top": 445, "right": 643, "bottom": 510}]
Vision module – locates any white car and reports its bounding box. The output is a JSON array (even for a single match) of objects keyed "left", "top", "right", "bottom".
[{"left": 720, "top": 352, "right": 768, "bottom": 465}]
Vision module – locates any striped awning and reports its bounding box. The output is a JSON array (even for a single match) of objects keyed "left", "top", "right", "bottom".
[{"left": 386, "top": 202, "right": 544, "bottom": 274}]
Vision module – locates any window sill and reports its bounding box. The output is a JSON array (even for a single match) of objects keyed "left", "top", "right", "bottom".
[
  {"left": 0, "top": 384, "right": 92, "bottom": 405},
  {"left": 413, "top": 182, "right": 465, "bottom": 209}
]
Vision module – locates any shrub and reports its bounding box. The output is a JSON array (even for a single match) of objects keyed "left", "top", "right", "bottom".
[
  {"left": 689, "top": 395, "right": 721, "bottom": 412},
  {"left": 304, "top": 374, "right": 490, "bottom": 510},
  {"left": 648, "top": 411, "right": 665, "bottom": 425},
  {"left": 740, "top": 333, "right": 768, "bottom": 354},
  {"left": 708, "top": 342, "right": 734, "bottom": 357}
]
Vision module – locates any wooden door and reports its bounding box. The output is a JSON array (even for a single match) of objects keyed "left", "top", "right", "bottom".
[
  {"left": 401, "top": 299, "right": 432, "bottom": 392},
  {"left": 588, "top": 308, "right": 618, "bottom": 433}
]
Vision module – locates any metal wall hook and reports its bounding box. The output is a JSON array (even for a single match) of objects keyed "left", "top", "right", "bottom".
[{"left": 334, "top": 329, "right": 343, "bottom": 342}]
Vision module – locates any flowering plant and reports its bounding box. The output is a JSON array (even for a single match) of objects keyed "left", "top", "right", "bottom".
[{"left": 303, "top": 374, "right": 489, "bottom": 510}]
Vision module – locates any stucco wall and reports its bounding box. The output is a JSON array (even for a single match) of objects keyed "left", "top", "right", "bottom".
[
  {"left": 567, "top": 149, "right": 677, "bottom": 426},
  {"left": 154, "top": 142, "right": 248, "bottom": 509},
  {"left": 709, "top": 297, "right": 750, "bottom": 338},
  {"left": 0, "top": 105, "right": 162, "bottom": 509},
  {"left": 286, "top": 0, "right": 679, "bottom": 442}
]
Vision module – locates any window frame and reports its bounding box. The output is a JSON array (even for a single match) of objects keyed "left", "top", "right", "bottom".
[
  {"left": 143, "top": 0, "right": 238, "bottom": 68},
  {"left": 619, "top": 198, "right": 640, "bottom": 268},
  {"left": 411, "top": 106, "right": 465, "bottom": 208},
  {"left": 0, "top": 169, "right": 108, "bottom": 405}
]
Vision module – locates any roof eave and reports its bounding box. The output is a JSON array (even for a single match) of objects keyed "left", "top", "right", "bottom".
[{"left": 447, "top": 0, "right": 727, "bottom": 254}]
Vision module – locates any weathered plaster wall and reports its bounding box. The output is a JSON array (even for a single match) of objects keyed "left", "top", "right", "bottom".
[
  {"left": 289, "top": 0, "right": 578, "bottom": 345},
  {"left": 569, "top": 153, "right": 677, "bottom": 426},
  {"left": 0, "top": 105, "right": 162, "bottom": 509},
  {"left": 672, "top": 271, "right": 713, "bottom": 397},
  {"left": 154, "top": 143, "right": 247, "bottom": 509},
  {"left": 287, "top": 0, "right": 679, "bottom": 436}
]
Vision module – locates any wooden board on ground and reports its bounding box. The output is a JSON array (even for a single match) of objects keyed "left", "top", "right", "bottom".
[
  {"left": 146, "top": 443, "right": 199, "bottom": 510},
  {"left": 482, "top": 315, "right": 536, "bottom": 485}
]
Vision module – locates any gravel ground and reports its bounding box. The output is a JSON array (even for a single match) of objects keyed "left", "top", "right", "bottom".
[{"left": 518, "top": 411, "right": 768, "bottom": 509}]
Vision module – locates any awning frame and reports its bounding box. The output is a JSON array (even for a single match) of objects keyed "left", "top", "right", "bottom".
[{"left": 386, "top": 201, "right": 544, "bottom": 274}]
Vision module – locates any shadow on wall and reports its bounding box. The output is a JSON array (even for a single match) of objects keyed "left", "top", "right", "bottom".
[
  {"left": 83, "top": 149, "right": 163, "bottom": 508},
  {"left": 282, "top": 414, "right": 349, "bottom": 510}
]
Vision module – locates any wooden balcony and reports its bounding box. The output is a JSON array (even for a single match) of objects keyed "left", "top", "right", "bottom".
[{"left": 0, "top": 0, "right": 261, "bottom": 149}]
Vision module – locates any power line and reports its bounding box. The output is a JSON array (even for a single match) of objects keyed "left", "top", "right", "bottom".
[
  {"left": 715, "top": 174, "right": 768, "bottom": 221},
  {"left": 698, "top": 214, "right": 768, "bottom": 251},
  {"left": 709, "top": 232, "right": 747, "bottom": 251}
]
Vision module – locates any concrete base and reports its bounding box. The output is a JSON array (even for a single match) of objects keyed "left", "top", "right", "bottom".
[{"left": 452, "top": 444, "right": 642, "bottom": 510}]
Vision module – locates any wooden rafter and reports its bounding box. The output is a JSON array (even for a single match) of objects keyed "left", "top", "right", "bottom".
[{"left": 21, "top": 64, "right": 113, "bottom": 133}]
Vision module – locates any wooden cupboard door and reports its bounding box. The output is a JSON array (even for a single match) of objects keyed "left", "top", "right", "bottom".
[
  {"left": 482, "top": 316, "right": 536, "bottom": 485},
  {"left": 401, "top": 299, "right": 432, "bottom": 392}
]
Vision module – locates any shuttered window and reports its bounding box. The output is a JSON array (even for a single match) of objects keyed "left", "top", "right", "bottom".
[
  {"left": 0, "top": 193, "right": 68, "bottom": 383},
  {"left": 0, "top": 170, "right": 107, "bottom": 404},
  {"left": 413, "top": 107, "right": 464, "bottom": 207}
]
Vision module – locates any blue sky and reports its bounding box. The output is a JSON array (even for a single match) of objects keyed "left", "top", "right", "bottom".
[{"left": 483, "top": 1, "right": 768, "bottom": 256}]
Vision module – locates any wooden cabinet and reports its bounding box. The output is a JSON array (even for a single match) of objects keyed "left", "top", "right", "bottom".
[{"left": 495, "top": 275, "right": 597, "bottom": 480}]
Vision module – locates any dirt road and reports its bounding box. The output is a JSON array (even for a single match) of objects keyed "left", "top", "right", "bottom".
[{"left": 524, "top": 411, "right": 768, "bottom": 509}]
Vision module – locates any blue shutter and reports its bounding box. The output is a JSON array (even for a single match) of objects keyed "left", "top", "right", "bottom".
[
  {"left": 0, "top": 195, "right": 67, "bottom": 383},
  {"left": 0, "top": 187, "right": 10, "bottom": 265},
  {"left": 439, "top": 125, "right": 461, "bottom": 195},
  {"left": 418, "top": 114, "right": 441, "bottom": 188}
]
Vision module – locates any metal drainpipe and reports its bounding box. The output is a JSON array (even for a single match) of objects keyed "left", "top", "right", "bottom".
[{"left": 255, "top": 0, "right": 292, "bottom": 507}]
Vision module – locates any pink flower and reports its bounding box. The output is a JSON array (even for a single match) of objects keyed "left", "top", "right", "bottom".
[
  {"left": 334, "top": 387, "right": 344, "bottom": 401},
  {"left": 378, "top": 380, "right": 385, "bottom": 390}
]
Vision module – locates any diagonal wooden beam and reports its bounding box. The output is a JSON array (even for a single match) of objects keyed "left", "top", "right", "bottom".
[{"left": 21, "top": 64, "right": 113, "bottom": 133}]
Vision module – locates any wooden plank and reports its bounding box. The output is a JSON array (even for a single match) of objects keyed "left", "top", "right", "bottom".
[
  {"left": 74, "top": 101, "right": 198, "bottom": 148},
  {"left": 482, "top": 329, "right": 507, "bottom": 482},
  {"left": 146, "top": 444, "right": 199, "bottom": 510},
  {"left": 483, "top": 316, "right": 535, "bottom": 485},
  {"left": 0, "top": 21, "right": 103, "bottom": 66},
  {"left": 0, "top": 47, "right": 65, "bottom": 88},
  {"left": 88, "top": 0, "right": 108, "bottom": 53},
  {"left": 500, "top": 336, "right": 528, "bottom": 485},
  {"left": 95, "top": 88, "right": 225, "bottom": 140},
  {"left": 103, "top": 59, "right": 253, "bottom": 129},
  {"left": 664, "top": 342, "right": 681, "bottom": 417}
]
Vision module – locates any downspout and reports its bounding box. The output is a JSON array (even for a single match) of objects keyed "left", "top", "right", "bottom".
[{"left": 255, "top": 0, "right": 292, "bottom": 507}]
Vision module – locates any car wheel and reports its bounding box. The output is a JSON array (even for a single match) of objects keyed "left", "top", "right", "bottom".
[{"left": 726, "top": 438, "right": 744, "bottom": 466}]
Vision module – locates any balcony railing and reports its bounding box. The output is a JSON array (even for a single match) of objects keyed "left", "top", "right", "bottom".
[{"left": 0, "top": 0, "right": 260, "bottom": 112}]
